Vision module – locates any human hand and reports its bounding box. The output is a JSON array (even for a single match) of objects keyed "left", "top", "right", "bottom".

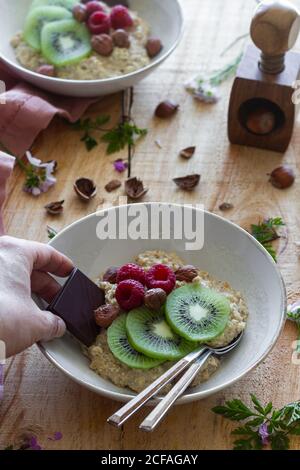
[{"left": 0, "top": 236, "right": 74, "bottom": 357}]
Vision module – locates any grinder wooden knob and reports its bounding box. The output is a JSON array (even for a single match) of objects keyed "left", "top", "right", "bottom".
[{"left": 250, "top": 0, "right": 300, "bottom": 73}]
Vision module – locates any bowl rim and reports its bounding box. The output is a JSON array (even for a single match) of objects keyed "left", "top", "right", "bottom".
[
  {"left": 0, "top": 0, "right": 184, "bottom": 86},
  {"left": 39, "top": 202, "right": 287, "bottom": 404}
]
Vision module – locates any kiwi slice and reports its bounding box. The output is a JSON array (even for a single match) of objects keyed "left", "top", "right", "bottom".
[
  {"left": 24, "top": 6, "right": 72, "bottom": 50},
  {"left": 30, "top": 0, "right": 78, "bottom": 11},
  {"left": 126, "top": 307, "right": 197, "bottom": 361},
  {"left": 107, "top": 315, "right": 164, "bottom": 369},
  {"left": 41, "top": 19, "right": 91, "bottom": 67},
  {"left": 165, "top": 284, "right": 230, "bottom": 342}
]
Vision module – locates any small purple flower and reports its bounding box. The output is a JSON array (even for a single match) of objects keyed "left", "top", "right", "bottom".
[
  {"left": 258, "top": 422, "right": 269, "bottom": 446},
  {"left": 113, "top": 159, "right": 128, "bottom": 173},
  {"left": 48, "top": 432, "right": 63, "bottom": 441},
  {"left": 28, "top": 436, "right": 42, "bottom": 451}
]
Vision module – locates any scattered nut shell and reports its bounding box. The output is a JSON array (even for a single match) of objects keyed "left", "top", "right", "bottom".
[
  {"left": 125, "top": 177, "right": 148, "bottom": 200},
  {"left": 269, "top": 165, "right": 295, "bottom": 189},
  {"left": 36, "top": 65, "right": 55, "bottom": 77},
  {"left": 74, "top": 178, "right": 97, "bottom": 201},
  {"left": 219, "top": 202, "right": 234, "bottom": 211},
  {"left": 146, "top": 38, "right": 163, "bottom": 58},
  {"left": 94, "top": 304, "right": 120, "bottom": 328},
  {"left": 105, "top": 179, "right": 122, "bottom": 192},
  {"left": 91, "top": 34, "right": 114, "bottom": 56},
  {"left": 144, "top": 288, "right": 167, "bottom": 311},
  {"left": 155, "top": 100, "right": 179, "bottom": 119},
  {"left": 180, "top": 146, "right": 196, "bottom": 159},
  {"left": 112, "top": 29, "right": 130, "bottom": 48},
  {"left": 72, "top": 3, "right": 88, "bottom": 22},
  {"left": 175, "top": 265, "right": 198, "bottom": 282},
  {"left": 44, "top": 200, "right": 64, "bottom": 215},
  {"left": 103, "top": 266, "right": 119, "bottom": 284},
  {"left": 173, "top": 174, "right": 201, "bottom": 191}
]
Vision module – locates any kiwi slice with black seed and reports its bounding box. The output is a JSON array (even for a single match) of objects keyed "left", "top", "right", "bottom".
[
  {"left": 30, "top": 0, "right": 78, "bottom": 11},
  {"left": 107, "top": 315, "right": 164, "bottom": 369},
  {"left": 41, "top": 19, "right": 91, "bottom": 66},
  {"left": 24, "top": 6, "right": 72, "bottom": 50},
  {"left": 165, "top": 284, "right": 230, "bottom": 342},
  {"left": 126, "top": 307, "right": 197, "bottom": 360}
]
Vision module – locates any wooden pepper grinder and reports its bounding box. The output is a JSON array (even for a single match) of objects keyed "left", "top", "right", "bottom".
[{"left": 228, "top": 0, "right": 300, "bottom": 153}]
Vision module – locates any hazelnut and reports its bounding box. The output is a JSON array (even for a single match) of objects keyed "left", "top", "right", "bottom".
[
  {"left": 146, "top": 38, "right": 163, "bottom": 58},
  {"left": 72, "top": 3, "right": 88, "bottom": 22},
  {"left": 155, "top": 100, "right": 179, "bottom": 119},
  {"left": 103, "top": 266, "right": 119, "bottom": 284},
  {"left": 175, "top": 265, "right": 198, "bottom": 282},
  {"left": 105, "top": 179, "right": 122, "bottom": 192},
  {"left": 112, "top": 29, "right": 130, "bottom": 48},
  {"left": 245, "top": 108, "right": 276, "bottom": 135},
  {"left": 144, "top": 288, "right": 167, "bottom": 311},
  {"left": 269, "top": 165, "right": 295, "bottom": 189},
  {"left": 91, "top": 34, "right": 113, "bottom": 56},
  {"left": 219, "top": 202, "right": 234, "bottom": 211},
  {"left": 36, "top": 64, "right": 55, "bottom": 77},
  {"left": 94, "top": 304, "right": 120, "bottom": 328}
]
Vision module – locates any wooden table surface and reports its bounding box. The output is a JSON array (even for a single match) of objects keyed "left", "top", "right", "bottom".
[{"left": 1, "top": 0, "right": 300, "bottom": 450}]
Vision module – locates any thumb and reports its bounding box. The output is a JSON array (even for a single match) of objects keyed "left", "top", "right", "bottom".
[{"left": 34, "top": 310, "right": 66, "bottom": 343}]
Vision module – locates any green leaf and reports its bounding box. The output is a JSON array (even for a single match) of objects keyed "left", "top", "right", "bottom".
[
  {"left": 233, "top": 438, "right": 254, "bottom": 450},
  {"left": 246, "top": 416, "right": 265, "bottom": 427},
  {"left": 102, "top": 122, "right": 147, "bottom": 155},
  {"left": 270, "top": 431, "right": 290, "bottom": 450},
  {"left": 81, "top": 134, "right": 98, "bottom": 152},
  {"left": 250, "top": 217, "right": 284, "bottom": 263},
  {"left": 279, "top": 401, "right": 300, "bottom": 426},
  {"left": 233, "top": 434, "right": 263, "bottom": 450},
  {"left": 251, "top": 394, "right": 265, "bottom": 415},
  {"left": 95, "top": 115, "right": 110, "bottom": 127},
  {"left": 212, "top": 399, "right": 255, "bottom": 421},
  {"left": 232, "top": 424, "right": 256, "bottom": 435},
  {"left": 264, "top": 402, "right": 273, "bottom": 416}
]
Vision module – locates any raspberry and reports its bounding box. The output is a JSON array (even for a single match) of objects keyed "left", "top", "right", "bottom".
[
  {"left": 87, "top": 11, "right": 111, "bottom": 34},
  {"left": 145, "top": 264, "right": 176, "bottom": 294},
  {"left": 116, "top": 263, "right": 146, "bottom": 285},
  {"left": 85, "top": 1, "right": 105, "bottom": 17},
  {"left": 116, "top": 280, "right": 145, "bottom": 311},
  {"left": 110, "top": 5, "right": 133, "bottom": 30}
]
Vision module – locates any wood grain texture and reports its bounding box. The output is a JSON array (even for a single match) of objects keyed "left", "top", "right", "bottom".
[{"left": 1, "top": 0, "right": 300, "bottom": 450}]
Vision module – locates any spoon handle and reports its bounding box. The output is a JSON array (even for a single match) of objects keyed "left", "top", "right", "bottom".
[
  {"left": 139, "top": 350, "right": 212, "bottom": 432},
  {"left": 107, "top": 346, "right": 207, "bottom": 428}
]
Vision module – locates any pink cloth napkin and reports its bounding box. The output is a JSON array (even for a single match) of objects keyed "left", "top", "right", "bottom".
[
  {"left": 0, "top": 62, "right": 99, "bottom": 157},
  {"left": 0, "top": 151, "right": 15, "bottom": 235}
]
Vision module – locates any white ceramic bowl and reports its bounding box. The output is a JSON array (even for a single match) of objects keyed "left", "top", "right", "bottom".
[
  {"left": 37, "top": 203, "right": 286, "bottom": 404},
  {"left": 0, "top": 0, "right": 183, "bottom": 97}
]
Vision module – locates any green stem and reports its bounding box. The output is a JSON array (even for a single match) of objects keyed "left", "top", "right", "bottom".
[
  {"left": 15, "top": 156, "right": 28, "bottom": 173},
  {"left": 209, "top": 53, "right": 243, "bottom": 86}
]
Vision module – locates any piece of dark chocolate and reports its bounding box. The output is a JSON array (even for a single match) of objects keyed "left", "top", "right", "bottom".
[{"left": 48, "top": 268, "right": 105, "bottom": 347}]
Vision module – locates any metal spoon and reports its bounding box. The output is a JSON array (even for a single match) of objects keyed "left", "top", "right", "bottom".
[
  {"left": 139, "top": 332, "right": 244, "bottom": 432},
  {"left": 107, "top": 333, "right": 243, "bottom": 428}
]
